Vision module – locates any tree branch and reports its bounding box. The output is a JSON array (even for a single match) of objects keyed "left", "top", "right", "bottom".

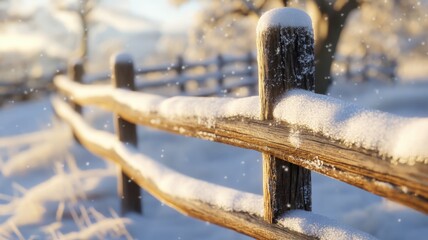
[
  {"left": 337, "top": 0, "right": 360, "bottom": 16},
  {"left": 281, "top": 0, "right": 294, "bottom": 6},
  {"left": 206, "top": 0, "right": 269, "bottom": 26},
  {"left": 78, "top": 0, "right": 95, "bottom": 18},
  {"left": 313, "top": 0, "right": 334, "bottom": 15}
]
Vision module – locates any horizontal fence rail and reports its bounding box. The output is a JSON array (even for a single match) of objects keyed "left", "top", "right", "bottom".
[
  {"left": 51, "top": 7, "right": 427, "bottom": 239},
  {"left": 54, "top": 76, "right": 428, "bottom": 214},
  {"left": 52, "top": 97, "right": 323, "bottom": 240},
  {"left": 82, "top": 52, "right": 257, "bottom": 97},
  {"left": 52, "top": 96, "right": 376, "bottom": 239}
]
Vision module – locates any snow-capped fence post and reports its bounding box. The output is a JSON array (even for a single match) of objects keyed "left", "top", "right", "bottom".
[
  {"left": 176, "top": 55, "right": 186, "bottom": 93},
  {"left": 257, "top": 8, "right": 315, "bottom": 223},
  {"left": 216, "top": 54, "right": 225, "bottom": 89},
  {"left": 68, "top": 59, "right": 84, "bottom": 114},
  {"left": 111, "top": 53, "right": 142, "bottom": 215}
]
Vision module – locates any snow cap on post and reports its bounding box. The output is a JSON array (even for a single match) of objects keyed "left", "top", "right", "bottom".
[
  {"left": 110, "top": 52, "right": 135, "bottom": 90},
  {"left": 111, "top": 52, "right": 134, "bottom": 65},
  {"left": 257, "top": 7, "right": 315, "bottom": 120},
  {"left": 257, "top": 7, "right": 312, "bottom": 33}
]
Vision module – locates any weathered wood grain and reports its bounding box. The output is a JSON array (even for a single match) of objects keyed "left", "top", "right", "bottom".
[
  {"left": 53, "top": 97, "right": 317, "bottom": 240},
  {"left": 257, "top": 20, "right": 315, "bottom": 222},
  {"left": 54, "top": 79, "right": 428, "bottom": 213}
]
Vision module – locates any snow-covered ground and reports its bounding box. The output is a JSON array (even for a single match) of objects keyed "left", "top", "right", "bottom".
[
  {"left": 0, "top": 77, "right": 427, "bottom": 239},
  {"left": 1, "top": 1, "right": 427, "bottom": 238}
]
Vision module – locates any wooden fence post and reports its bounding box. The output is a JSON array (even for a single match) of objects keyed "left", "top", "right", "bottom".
[
  {"left": 111, "top": 52, "right": 142, "bottom": 215},
  {"left": 345, "top": 56, "right": 352, "bottom": 81},
  {"left": 246, "top": 51, "right": 254, "bottom": 77},
  {"left": 68, "top": 59, "right": 84, "bottom": 113},
  {"left": 245, "top": 51, "right": 256, "bottom": 95},
  {"left": 176, "top": 55, "right": 186, "bottom": 93},
  {"left": 216, "top": 54, "right": 225, "bottom": 90},
  {"left": 257, "top": 8, "right": 314, "bottom": 223}
]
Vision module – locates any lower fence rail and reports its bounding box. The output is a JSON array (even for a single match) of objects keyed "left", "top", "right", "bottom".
[
  {"left": 52, "top": 96, "right": 320, "bottom": 239},
  {"left": 54, "top": 75, "right": 428, "bottom": 214}
]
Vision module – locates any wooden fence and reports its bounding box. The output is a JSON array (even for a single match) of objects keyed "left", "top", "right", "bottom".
[
  {"left": 335, "top": 53, "right": 397, "bottom": 83},
  {"left": 82, "top": 51, "right": 257, "bottom": 97},
  {"left": 0, "top": 50, "right": 254, "bottom": 107},
  {"left": 0, "top": 69, "right": 65, "bottom": 106},
  {"left": 52, "top": 8, "right": 427, "bottom": 239}
]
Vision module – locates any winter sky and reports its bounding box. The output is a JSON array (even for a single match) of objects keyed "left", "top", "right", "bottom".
[
  {"left": 15, "top": 0, "right": 200, "bottom": 30},
  {"left": 132, "top": 0, "right": 200, "bottom": 29}
]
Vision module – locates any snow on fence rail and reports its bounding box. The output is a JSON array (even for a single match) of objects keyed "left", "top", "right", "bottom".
[
  {"left": 52, "top": 7, "right": 427, "bottom": 239},
  {"left": 51, "top": 97, "right": 373, "bottom": 240}
]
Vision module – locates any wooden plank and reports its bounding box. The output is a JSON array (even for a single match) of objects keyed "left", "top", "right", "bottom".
[
  {"left": 52, "top": 97, "right": 316, "bottom": 240},
  {"left": 246, "top": 51, "right": 257, "bottom": 95},
  {"left": 257, "top": 8, "right": 314, "bottom": 222},
  {"left": 136, "top": 57, "right": 215, "bottom": 75},
  {"left": 135, "top": 72, "right": 218, "bottom": 90},
  {"left": 184, "top": 58, "right": 215, "bottom": 69},
  {"left": 111, "top": 53, "right": 142, "bottom": 215},
  {"left": 68, "top": 59, "right": 84, "bottom": 114},
  {"left": 216, "top": 54, "right": 225, "bottom": 88},
  {"left": 134, "top": 70, "right": 252, "bottom": 91},
  {"left": 135, "top": 63, "right": 172, "bottom": 75},
  {"left": 71, "top": 52, "right": 255, "bottom": 86},
  {"left": 54, "top": 79, "right": 428, "bottom": 214},
  {"left": 222, "top": 53, "right": 256, "bottom": 64},
  {"left": 176, "top": 55, "right": 186, "bottom": 93},
  {"left": 124, "top": 114, "right": 428, "bottom": 214}
]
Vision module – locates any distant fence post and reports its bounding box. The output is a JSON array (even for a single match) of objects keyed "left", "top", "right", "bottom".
[
  {"left": 345, "top": 56, "right": 352, "bottom": 81},
  {"left": 216, "top": 54, "right": 225, "bottom": 90},
  {"left": 176, "top": 55, "right": 186, "bottom": 93},
  {"left": 68, "top": 59, "right": 84, "bottom": 114},
  {"left": 111, "top": 52, "right": 142, "bottom": 215},
  {"left": 257, "top": 8, "right": 314, "bottom": 223},
  {"left": 245, "top": 51, "right": 256, "bottom": 95},
  {"left": 246, "top": 51, "right": 254, "bottom": 77}
]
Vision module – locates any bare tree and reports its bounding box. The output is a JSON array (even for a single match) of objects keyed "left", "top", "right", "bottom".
[
  {"left": 295, "top": 0, "right": 361, "bottom": 93},
  {"left": 76, "top": 0, "right": 94, "bottom": 62},
  {"left": 54, "top": 0, "right": 97, "bottom": 63},
  {"left": 172, "top": 0, "right": 362, "bottom": 94}
]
